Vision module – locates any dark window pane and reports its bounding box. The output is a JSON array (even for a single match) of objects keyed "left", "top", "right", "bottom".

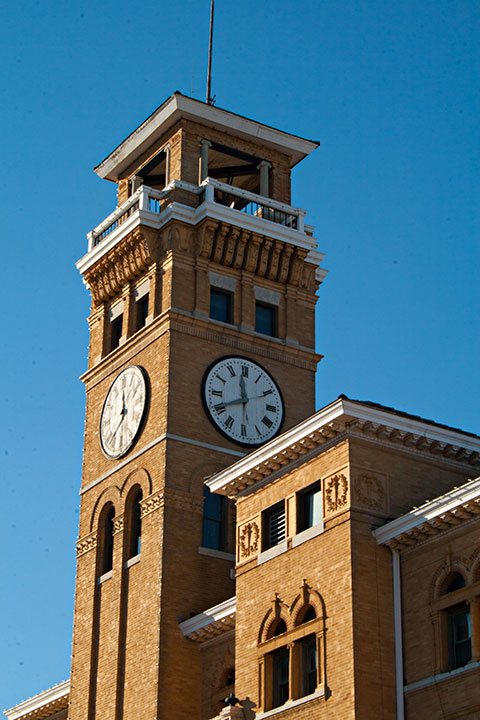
[
  {"left": 272, "top": 648, "right": 289, "bottom": 708},
  {"left": 210, "top": 289, "right": 233, "bottom": 324},
  {"left": 135, "top": 295, "right": 149, "bottom": 331},
  {"left": 255, "top": 302, "right": 277, "bottom": 337},
  {"left": 298, "top": 482, "right": 322, "bottom": 532},
  {"left": 128, "top": 490, "right": 142, "bottom": 559},
  {"left": 301, "top": 635, "right": 317, "bottom": 696},
  {"left": 110, "top": 315, "right": 123, "bottom": 351},
  {"left": 101, "top": 507, "right": 115, "bottom": 575},
  {"left": 263, "top": 501, "right": 285, "bottom": 550},
  {"left": 446, "top": 573, "right": 466, "bottom": 594},
  {"left": 202, "top": 487, "right": 225, "bottom": 550},
  {"left": 447, "top": 603, "right": 472, "bottom": 669}
]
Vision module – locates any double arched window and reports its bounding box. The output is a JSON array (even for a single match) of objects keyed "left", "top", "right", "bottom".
[{"left": 258, "top": 589, "right": 325, "bottom": 711}]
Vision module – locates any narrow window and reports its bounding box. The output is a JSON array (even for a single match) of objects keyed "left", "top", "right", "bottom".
[
  {"left": 300, "top": 635, "right": 317, "bottom": 696},
  {"left": 101, "top": 506, "right": 115, "bottom": 575},
  {"left": 272, "top": 648, "right": 289, "bottom": 708},
  {"left": 263, "top": 501, "right": 285, "bottom": 550},
  {"left": 255, "top": 302, "right": 277, "bottom": 337},
  {"left": 135, "top": 295, "right": 149, "bottom": 332},
  {"left": 202, "top": 486, "right": 225, "bottom": 550},
  {"left": 128, "top": 490, "right": 143, "bottom": 559},
  {"left": 297, "top": 482, "right": 322, "bottom": 533},
  {"left": 447, "top": 603, "right": 471, "bottom": 669},
  {"left": 110, "top": 314, "right": 123, "bottom": 351},
  {"left": 210, "top": 288, "right": 233, "bottom": 324}
]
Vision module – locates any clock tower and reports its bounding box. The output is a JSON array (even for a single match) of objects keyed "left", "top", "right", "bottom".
[{"left": 71, "top": 93, "right": 326, "bottom": 720}]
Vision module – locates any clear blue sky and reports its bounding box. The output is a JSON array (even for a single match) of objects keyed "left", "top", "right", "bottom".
[{"left": 1, "top": 0, "right": 479, "bottom": 709}]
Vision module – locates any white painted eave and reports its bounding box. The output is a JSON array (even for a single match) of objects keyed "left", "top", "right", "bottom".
[
  {"left": 374, "top": 476, "right": 480, "bottom": 546},
  {"left": 4, "top": 680, "right": 69, "bottom": 720},
  {"left": 179, "top": 596, "right": 236, "bottom": 643},
  {"left": 95, "top": 93, "right": 319, "bottom": 181},
  {"left": 206, "top": 398, "right": 480, "bottom": 497}
]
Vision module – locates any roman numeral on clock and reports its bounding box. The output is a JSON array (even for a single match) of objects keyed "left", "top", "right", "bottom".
[
  {"left": 225, "top": 415, "right": 234, "bottom": 429},
  {"left": 241, "top": 424, "right": 247, "bottom": 437},
  {"left": 212, "top": 389, "right": 223, "bottom": 397},
  {"left": 263, "top": 389, "right": 273, "bottom": 396},
  {"left": 266, "top": 404, "right": 277, "bottom": 413},
  {"left": 214, "top": 403, "right": 226, "bottom": 414},
  {"left": 262, "top": 416, "right": 273, "bottom": 428},
  {"left": 241, "top": 365, "right": 249, "bottom": 377},
  {"left": 226, "top": 365, "right": 236, "bottom": 377}
]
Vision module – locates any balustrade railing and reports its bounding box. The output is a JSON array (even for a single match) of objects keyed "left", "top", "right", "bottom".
[{"left": 88, "top": 179, "right": 306, "bottom": 251}]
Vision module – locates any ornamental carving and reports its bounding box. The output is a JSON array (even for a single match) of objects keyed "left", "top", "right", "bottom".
[
  {"left": 113, "top": 515, "right": 124, "bottom": 535},
  {"left": 355, "top": 473, "right": 386, "bottom": 511},
  {"left": 76, "top": 532, "right": 97, "bottom": 557},
  {"left": 140, "top": 490, "right": 164, "bottom": 519},
  {"left": 84, "top": 230, "right": 152, "bottom": 305},
  {"left": 239, "top": 522, "right": 260, "bottom": 559},
  {"left": 325, "top": 474, "right": 349, "bottom": 513}
]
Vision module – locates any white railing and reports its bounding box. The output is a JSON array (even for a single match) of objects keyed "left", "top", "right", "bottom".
[
  {"left": 200, "top": 178, "right": 305, "bottom": 232},
  {"left": 87, "top": 179, "right": 307, "bottom": 251}
]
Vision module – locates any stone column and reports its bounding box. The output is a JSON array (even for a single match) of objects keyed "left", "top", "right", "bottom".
[
  {"left": 257, "top": 160, "right": 272, "bottom": 198},
  {"left": 200, "top": 139, "right": 212, "bottom": 182}
]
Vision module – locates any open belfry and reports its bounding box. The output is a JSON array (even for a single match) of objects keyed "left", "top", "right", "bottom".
[{"left": 6, "top": 94, "right": 480, "bottom": 720}]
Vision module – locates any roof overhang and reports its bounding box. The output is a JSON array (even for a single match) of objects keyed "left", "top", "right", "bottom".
[
  {"left": 179, "top": 596, "right": 236, "bottom": 643},
  {"left": 4, "top": 680, "right": 69, "bottom": 720},
  {"left": 206, "top": 397, "right": 480, "bottom": 498},
  {"left": 95, "top": 93, "right": 319, "bottom": 182},
  {"left": 374, "top": 476, "right": 480, "bottom": 550}
]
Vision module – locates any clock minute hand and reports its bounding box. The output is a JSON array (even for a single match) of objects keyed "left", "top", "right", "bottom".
[{"left": 220, "top": 396, "right": 247, "bottom": 408}]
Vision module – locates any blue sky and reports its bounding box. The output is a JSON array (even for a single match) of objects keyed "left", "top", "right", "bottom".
[{"left": 1, "top": 0, "right": 479, "bottom": 709}]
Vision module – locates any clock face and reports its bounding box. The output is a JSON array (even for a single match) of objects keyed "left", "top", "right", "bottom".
[
  {"left": 202, "top": 357, "right": 284, "bottom": 446},
  {"left": 100, "top": 365, "right": 148, "bottom": 459}
]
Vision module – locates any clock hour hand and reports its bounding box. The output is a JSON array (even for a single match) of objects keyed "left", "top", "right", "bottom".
[
  {"left": 239, "top": 375, "right": 248, "bottom": 402},
  {"left": 219, "top": 396, "right": 247, "bottom": 408}
]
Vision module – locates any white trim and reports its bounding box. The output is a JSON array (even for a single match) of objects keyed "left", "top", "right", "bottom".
[
  {"left": 392, "top": 549, "right": 405, "bottom": 720},
  {"left": 4, "top": 681, "right": 70, "bottom": 720},
  {"left": 254, "top": 286, "right": 281, "bottom": 307},
  {"left": 80, "top": 432, "right": 243, "bottom": 496},
  {"left": 134, "top": 279, "right": 150, "bottom": 300},
  {"left": 125, "top": 554, "right": 141, "bottom": 568},
  {"left": 257, "top": 539, "right": 288, "bottom": 565},
  {"left": 206, "top": 398, "right": 480, "bottom": 496},
  {"left": 404, "top": 660, "right": 480, "bottom": 693},
  {"left": 291, "top": 522, "right": 324, "bottom": 548},
  {"left": 97, "top": 570, "right": 112, "bottom": 584},
  {"left": 108, "top": 300, "right": 124, "bottom": 321},
  {"left": 374, "top": 477, "right": 480, "bottom": 545},
  {"left": 198, "top": 546, "right": 235, "bottom": 562},
  {"left": 209, "top": 272, "right": 237, "bottom": 293},
  {"left": 179, "top": 596, "right": 236, "bottom": 637},
  {"left": 95, "top": 93, "right": 318, "bottom": 181},
  {"left": 254, "top": 688, "right": 325, "bottom": 719}
]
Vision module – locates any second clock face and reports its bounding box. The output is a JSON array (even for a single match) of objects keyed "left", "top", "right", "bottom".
[
  {"left": 100, "top": 365, "right": 148, "bottom": 459},
  {"left": 202, "top": 357, "right": 284, "bottom": 446}
]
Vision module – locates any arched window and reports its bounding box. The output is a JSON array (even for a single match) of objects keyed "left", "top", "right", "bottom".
[
  {"left": 296, "top": 604, "right": 316, "bottom": 625},
  {"left": 267, "top": 618, "right": 287, "bottom": 639},
  {"left": 127, "top": 489, "right": 143, "bottom": 559},
  {"left": 100, "top": 505, "right": 115, "bottom": 575},
  {"left": 433, "top": 568, "right": 474, "bottom": 672},
  {"left": 443, "top": 573, "right": 466, "bottom": 594}
]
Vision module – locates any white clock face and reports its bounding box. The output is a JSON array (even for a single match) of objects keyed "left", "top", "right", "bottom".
[
  {"left": 100, "top": 366, "right": 148, "bottom": 459},
  {"left": 202, "top": 357, "right": 284, "bottom": 446}
]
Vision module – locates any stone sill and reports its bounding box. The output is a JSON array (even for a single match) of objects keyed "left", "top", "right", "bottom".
[
  {"left": 198, "top": 546, "right": 235, "bottom": 562},
  {"left": 404, "top": 660, "right": 480, "bottom": 694},
  {"left": 97, "top": 570, "right": 112, "bottom": 584},
  {"left": 254, "top": 688, "right": 325, "bottom": 719},
  {"left": 125, "top": 554, "right": 141, "bottom": 568}
]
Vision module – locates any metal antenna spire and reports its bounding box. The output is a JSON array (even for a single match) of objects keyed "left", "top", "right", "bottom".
[{"left": 206, "top": 0, "right": 215, "bottom": 104}]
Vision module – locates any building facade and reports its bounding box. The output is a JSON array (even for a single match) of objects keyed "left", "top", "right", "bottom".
[{"left": 5, "top": 94, "right": 480, "bottom": 720}]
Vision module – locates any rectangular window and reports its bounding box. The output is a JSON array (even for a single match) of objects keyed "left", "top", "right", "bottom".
[
  {"left": 255, "top": 302, "right": 277, "bottom": 337},
  {"left": 297, "top": 482, "right": 322, "bottom": 533},
  {"left": 301, "top": 635, "right": 317, "bottom": 696},
  {"left": 447, "top": 603, "right": 472, "bottom": 669},
  {"left": 272, "top": 647, "right": 289, "bottom": 708},
  {"left": 202, "top": 487, "right": 225, "bottom": 551},
  {"left": 110, "top": 314, "right": 123, "bottom": 351},
  {"left": 263, "top": 501, "right": 286, "bottom": 550},
  {"left": 210, "top": 288, "right": 233, "bottom": 324},
  {"left": 135, "top": 294, "right": 149, "bottom": 332}
]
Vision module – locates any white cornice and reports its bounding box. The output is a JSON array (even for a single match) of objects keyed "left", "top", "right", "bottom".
[
  {"left": 206, "top": 398, "right": 480, "bottom": 497},
  {"left": 95, "top": 93, "right": 319, "bottom": 181},
  {"left": 4, "top": 680, "right": 69, "bottom": 720},
  {"left": 374, "top": 476, "right": 480, "bottom": 549},
  {"left": 179, "top": 596, "right": 236, "bottom": 643}
]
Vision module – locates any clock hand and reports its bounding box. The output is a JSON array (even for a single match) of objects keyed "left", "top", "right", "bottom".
[
  {"left": 239, "top": 375, "right": 248, "bottom": 402},
  {"left": 218, "top": 396, "right": 246, "bottom": 408}
]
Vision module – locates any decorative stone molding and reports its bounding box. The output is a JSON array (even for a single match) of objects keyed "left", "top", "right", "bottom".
[
  {"left": 140, "top": 490, "right": 164, "bottom": 519},
  {"left": 179, "top": 596, "right": 236, "bottom": 643},
  {"left": 84, "top": 229, "right": 152, "bottom": 305},
  {"left": 4, "top": 679, "right": 70, "bottom": 720},
  {"left": 354, "top": 471, "right": 387, "bottom": 512},
  {"left": 113, "top": 514, "right": 124, "bottom": 535},
  {"left": 239, "top": 521, "right": 260, "bottom": 559},
  {"left": 325, "top": 474, "right": 349, "bottom": 514},
  {"left": 76, "top": 532, "right": 97, "bottom": 558}
]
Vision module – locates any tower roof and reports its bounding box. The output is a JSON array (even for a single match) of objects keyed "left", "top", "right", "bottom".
[{"left": 94, "top": 92, "right": 319, "bottom": 182}]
